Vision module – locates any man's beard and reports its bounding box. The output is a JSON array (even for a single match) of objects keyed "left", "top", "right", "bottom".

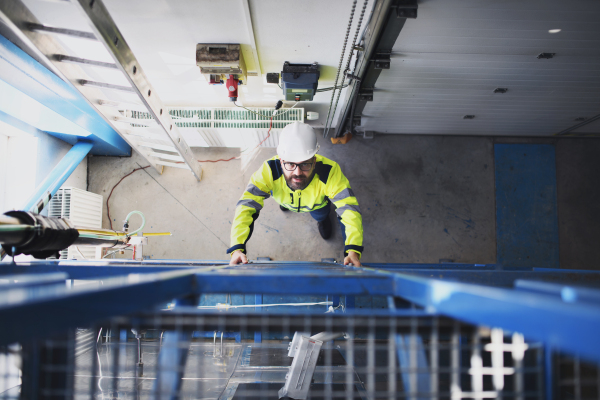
[{"left": 285, "top": 170, "right": 315, "bottom": 191}]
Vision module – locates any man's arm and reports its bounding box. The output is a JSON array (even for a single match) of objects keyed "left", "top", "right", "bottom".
[
  {"left": 328, "top": 164, "right": 364, "bottom": 266},
  {"left": 344, "top": 250, "right": 361, "bottom": 266},
  {"left": 228, "top": 163, "right": 273, "bottom": 265},
  {"left": 230, "top": 250, "right": 248, "bottom": 265}
]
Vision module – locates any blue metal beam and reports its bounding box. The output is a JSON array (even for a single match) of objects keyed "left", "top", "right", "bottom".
[
  {"left": 515, "top": 279, "right": 600, "bottom": 305},
  {"left": 192, "top": 271, "right": 394, "bottom": 295},
  {"left": 365, "top": 263, "right": 499, "bottom": 270},
  {"left": 3, "top": 262, "right": 600, "bottom": 288},
  {"left": 0, "top": 272, "right": 67, "bottom": 288},
  {"left": 254, "top": 294, "right": 262, "bottom": 343},
  {"left": 22, "top": 140, "right": 93, "bottom": 212},
  {"left": 360, "top": 267, "right": 600, "bottom": 287},
  {"left": 192, "top": 331, "right": 241, "bottom": 343},
  {"left": 390, "top": 272, "right": 600, "bottom": 363},
  {"left": 2, "top": 260, "right": 600, "bottom": 363},
  {"left": 396, "top": 334, "right": 430, "bottom": 399},
  {"left": 154, "top": 296, "right": 196, "bottom": 400},
  {"left": 0, "top": 270, "right": 195, "bottom": 346},
  {"left": 0, "top": 34, "right": 130, "bottom": 156}
]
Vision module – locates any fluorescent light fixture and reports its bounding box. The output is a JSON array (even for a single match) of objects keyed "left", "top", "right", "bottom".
[{"left": 548, "top": 29, "right": 561, "bottom": 34}]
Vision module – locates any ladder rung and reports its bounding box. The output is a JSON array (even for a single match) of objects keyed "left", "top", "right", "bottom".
[
  {"left": 114, "top": 116, "right": 156, "bottom": 126},
  {"left": 27, "top": 23, "right": 96, "bottom": 40},
  {"left": 74, "top": 0, "right": 202, "bottom": 181},
  {"left": 137, "top": 142, "right": 178, "bottom": 152},
  {"left": 54, "top": 54, "right": 117, "bottom": 69},
  {"left": 124, "top": 130, "right": 170, "bottom": 142},
  {"left": 149, "top": 152, "right": 184, "bottom": 162},
  {"left": 154, "top": 160, "right": 190, "bottom": 170},
  {"left": 98, "top": 99, "right": 147, "bottom": 111},
  {"left": 79, "top": 79, "right": 134, "bottom": 92}
]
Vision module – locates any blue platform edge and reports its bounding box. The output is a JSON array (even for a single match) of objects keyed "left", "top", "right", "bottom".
[
  {"left": 495, "top": 144, "right": 560, "bottom": 269},
  {"left": 0, "top": 33, "right": 130, "bottom": 156}
]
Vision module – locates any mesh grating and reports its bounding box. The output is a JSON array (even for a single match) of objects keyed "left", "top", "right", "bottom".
[
  {"left": 554, "top": 353, "right": 600, "bottom": 400},
  {"left": 6, "top": 312, "right": 553, "bottom": 399}
]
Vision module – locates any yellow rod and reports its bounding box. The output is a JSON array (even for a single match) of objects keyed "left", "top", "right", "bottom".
[
  {"left": 77, "top": 228, "right": 128, "bottom": 237},
  {"left": 142, "top": 232, "right": 172, "bottom": 236}
]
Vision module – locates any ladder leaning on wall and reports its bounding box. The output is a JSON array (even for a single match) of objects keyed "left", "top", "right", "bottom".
[{"left": 0, "top": 0, "right": 202, "bottom": 181}]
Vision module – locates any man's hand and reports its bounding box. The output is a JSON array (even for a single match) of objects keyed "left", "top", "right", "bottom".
[
  {"left": 229, "top": 250, "right": 248, "bottom": 266},
  {"left": 343, "top": 251, "right": 361, "bottom": 267}
]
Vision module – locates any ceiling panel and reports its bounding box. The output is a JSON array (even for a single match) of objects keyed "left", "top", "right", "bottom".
[
  {"left": 361, "top": 0, "right": 600, "bottom": 136},
  {"left": 18, "top": 0, "right": 375, "bottom": 129}
]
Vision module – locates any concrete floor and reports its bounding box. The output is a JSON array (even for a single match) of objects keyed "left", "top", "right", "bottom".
[{"left": 88, "top": 133, "right": 497, "bottom": 263}]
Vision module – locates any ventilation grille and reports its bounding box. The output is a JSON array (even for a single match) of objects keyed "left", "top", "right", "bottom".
[
  {"left": 130, "top": 107, "right": 304, "bottom": 129},
  {"left": 125, "top": 107, "right": 304, "bottom": 149},
  {"left": 47, "top": 187, "right": 103, "bottom": 260}
]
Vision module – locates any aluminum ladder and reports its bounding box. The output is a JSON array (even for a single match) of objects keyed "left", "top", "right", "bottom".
[{"left": 0, "top": 0, "right": 202, "bottom": 181}]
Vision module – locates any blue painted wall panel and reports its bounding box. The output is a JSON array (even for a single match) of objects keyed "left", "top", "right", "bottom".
[{"left": 495, "top": 144, "right": 559, "bottom": 268}]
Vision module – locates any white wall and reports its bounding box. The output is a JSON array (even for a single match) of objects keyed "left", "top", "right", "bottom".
[
  {"left": 0, "top": 119, "right": 87, "bottom": 214},
  {"left": 4, "top": 135, "right": 38, "bottom": 211},
  {"left": 0, "top": 133, "right": 6, "bottom": 212}
]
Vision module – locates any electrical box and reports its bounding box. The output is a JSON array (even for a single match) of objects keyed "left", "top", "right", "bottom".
[
  {"left": 281, "top": 62, "right": 320, "bottom": 101},
  {"left": 266, "top": 72, "right": 279, "bottom": 84},
  {"left": 196, "top": 43, "right": 247, "bottom": 83}
]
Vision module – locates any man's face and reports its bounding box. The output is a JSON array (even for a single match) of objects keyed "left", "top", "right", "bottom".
[{"left": 280, "top": 157, "right": 315, "bottom": 191}]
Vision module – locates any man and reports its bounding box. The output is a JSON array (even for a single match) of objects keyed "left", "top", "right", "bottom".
[{"left": 228, "top": 122, "right": 363, "bottom": 266}]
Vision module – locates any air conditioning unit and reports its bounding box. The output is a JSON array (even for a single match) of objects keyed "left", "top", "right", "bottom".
[{"left": 47, "top": 187, "right": 103, "bottom": 260}]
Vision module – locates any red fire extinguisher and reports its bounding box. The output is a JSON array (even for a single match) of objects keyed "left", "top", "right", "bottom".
[{"left": 226, "top": 74, "right": 238, "bottom": 101}]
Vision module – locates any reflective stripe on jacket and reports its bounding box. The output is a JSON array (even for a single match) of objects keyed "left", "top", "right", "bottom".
[{"left": 227, "top": 155, "right": 364, "bottom": 256}]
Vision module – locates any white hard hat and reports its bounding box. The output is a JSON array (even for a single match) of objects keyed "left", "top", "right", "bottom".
[{"left": 277, "top": 122, "right": 320, "bottom": 162}]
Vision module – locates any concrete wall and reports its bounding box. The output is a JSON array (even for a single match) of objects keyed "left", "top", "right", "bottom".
[{"left": 556, "top": 139, "right": 600, "bottom": 270}]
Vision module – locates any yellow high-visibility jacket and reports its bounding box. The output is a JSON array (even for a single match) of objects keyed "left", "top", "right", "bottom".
[{"left": 227, "top": 155, "right": 364, "bottom": 257}]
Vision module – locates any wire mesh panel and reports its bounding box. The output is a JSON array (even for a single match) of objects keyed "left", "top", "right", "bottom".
[
  {"left": 553, "top": 352, "right": 600, "bottom": 400},
  {"left": 0, "top": 345, "right": 21, "bottom": 399},
  {"left": 10, "top": 312, "right": 548, "bottom": 399}
]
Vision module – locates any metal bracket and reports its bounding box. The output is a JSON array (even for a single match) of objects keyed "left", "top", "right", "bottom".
[
  {"left": 213, "top": 331, "right": 224, "bottom": 358},
  {"left": 372, "top": 52, "right": 391, "bottom": 69},
  {"left": 279, "top": 336, "right": 323, "bottom": 399},
  {"left": 358, "top": 88, "right": 374, "bottom": 102},
  {"left": 352, "top": 115, "right": 363, "bottom": 129},
  {"left": 287, "top": 331, "right": 311, "bottom": 357},
  {"left": 280, "top": 331, "right": 346, "bottom": 399},
  {"left": 393, "top": 0, "right": 418, "bottom": 19}
]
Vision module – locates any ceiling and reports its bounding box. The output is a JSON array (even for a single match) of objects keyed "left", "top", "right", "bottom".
[
  {"left": 19, "top": 0, "right": 375, "bottom": 129},
  {"left": 361, "top": 0, "right": 600, "bottom": 136},
  {"left": 14, "top": 0, "right": 600, "bottom": 136}
]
